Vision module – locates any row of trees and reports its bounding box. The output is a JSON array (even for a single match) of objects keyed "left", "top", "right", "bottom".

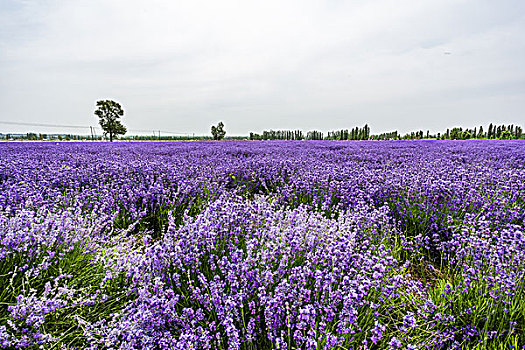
[
  {"left": 448, "top": 123, "right": 523, "bottom": 140},
  {"left": 375, "top": 131, "right": 399, "bottom": 140},
  {"left": 372, "top": 124, "right": 523, "bottom": 141},
  {"left": 249, "top": 130, "right": 305, "bottom": 140},
  {"left": 247, "top": 123, "right": 523, "bottom": 141},
  {"left": 306, "top": 130, "right": 324, "bottom": 140},
  {"left": 249, "top": 130, "right": 325, "bottom": 140},
  {"left": 394, "top": 124, "right": 524, "bottom": 140},
  {"left": 326, "top": 125, "right": 370, "bottom": 140},
  {"left": 249, "top": 125, "right": 371, "bottom": 141}
]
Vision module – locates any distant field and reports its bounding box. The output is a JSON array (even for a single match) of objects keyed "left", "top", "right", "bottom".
[{"left": 0, "top": 141, "right": 524, "bottom": 349}]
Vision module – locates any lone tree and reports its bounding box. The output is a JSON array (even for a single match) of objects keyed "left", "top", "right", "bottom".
[
  {"left": 211, "top": 121, "right": 226, "bottom": 140},
  {"left": 94, "top": 100, "right": 127, "bottom": 142}
]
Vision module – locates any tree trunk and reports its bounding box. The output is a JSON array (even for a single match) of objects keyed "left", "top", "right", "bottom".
[{"left": 110, "top": 132, "right": 113, "bottom": 142}]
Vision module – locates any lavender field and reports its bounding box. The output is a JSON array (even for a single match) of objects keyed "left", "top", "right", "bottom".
[{"left": 1, "top": 141, "right": 524, "bottom": 349}]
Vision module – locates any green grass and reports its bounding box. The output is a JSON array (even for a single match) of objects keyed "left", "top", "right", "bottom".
[{"left": 0, "top": 243, "right": 133, "bottom": 348}]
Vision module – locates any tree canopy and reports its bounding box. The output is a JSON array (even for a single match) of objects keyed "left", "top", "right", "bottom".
[
  {"left": 211, "top": 122, "right": 226, "bottom": 140},
  {"left": 94, "top": 100, "right": 127, "bottom": 142}
]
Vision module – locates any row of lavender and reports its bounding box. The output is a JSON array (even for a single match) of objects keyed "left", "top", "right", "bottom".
[{"left": 1, "top": 141, "right": 524, "bottom": 349}]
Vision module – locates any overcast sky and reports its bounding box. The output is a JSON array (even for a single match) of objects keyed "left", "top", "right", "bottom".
[{"left": 1, "top": 0, "right": 524, "bottom": 136}]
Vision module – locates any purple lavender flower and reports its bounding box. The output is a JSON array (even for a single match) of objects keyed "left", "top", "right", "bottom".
[{"left": 0, "top": 140, "right": 523, "bottom": 349}]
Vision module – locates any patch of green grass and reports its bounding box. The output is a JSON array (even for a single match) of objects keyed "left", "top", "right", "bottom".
[{"left": 0, "top": 243, "right": 133, "bottom": 348}]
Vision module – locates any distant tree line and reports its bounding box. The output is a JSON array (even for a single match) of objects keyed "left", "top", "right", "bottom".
[
  {"left": 397, "top": 130, "right": 429, "bottom": 140},
  {"left": 250, "top": 130, "right": 305, "bottom": 140},
  {"left": 410, "top": 124, "right": 521, "bottom": 140},
  {"left": 306, "top": 130, "right": 324, "bottom": 140},
  {"left": 249, "top": 124, "right": 370, "bottom": 141},
  {"left": 326, "top": 125, "right": 370, "bottom": 140},
  {"left": 369, "top": 123, "right": 523, "bottom": 141},
  {"left": 375, "top": 131, "right": 399, "bottom": 140},
  {"left": 247, "top": 123, "right": 524, "bottom": 141}
]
